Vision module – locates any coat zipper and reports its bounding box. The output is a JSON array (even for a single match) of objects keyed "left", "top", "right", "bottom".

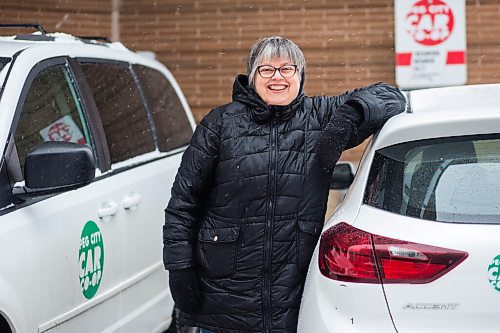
[{"left": 263, "top": 113, "right": 279, "bottom": 332}]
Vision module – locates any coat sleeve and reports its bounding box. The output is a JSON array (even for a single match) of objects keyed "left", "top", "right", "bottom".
[
  {"left": 343, "top": 82, "right": 407, "bottom": 148},
  {"left": 162, "top": 111, "right": 220, "bottom": 270},
  {"left": 315, "top": 82, "right": 406, "bottom": 170}
]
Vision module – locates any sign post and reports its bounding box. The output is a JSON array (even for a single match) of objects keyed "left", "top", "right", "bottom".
[{"left": 395, "top": 0, "right": 467, "bottom": 89}]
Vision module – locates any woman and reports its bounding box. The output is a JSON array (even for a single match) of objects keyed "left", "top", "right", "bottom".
[{"left": 163, "top": 36, "right": 406, "bottom": 333}]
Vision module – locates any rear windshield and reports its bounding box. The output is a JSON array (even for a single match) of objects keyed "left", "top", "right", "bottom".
[{"left": 364, "top": 134, "right": 500, "bottom": 224}]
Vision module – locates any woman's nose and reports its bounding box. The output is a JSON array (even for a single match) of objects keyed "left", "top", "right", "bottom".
[{"left": 271, "top": 69, "right": 284, "bottom": 79}]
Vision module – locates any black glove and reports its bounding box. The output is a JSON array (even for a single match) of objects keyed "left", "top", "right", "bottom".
[
  {"left": 337, "top": 101, "right": 364, "bottom": 127},
  {"left": 169, "top": 267, "right": 201, "bottom": 313}
]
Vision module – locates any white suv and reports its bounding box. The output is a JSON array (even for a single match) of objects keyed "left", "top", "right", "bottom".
[
  {"left": 0, "top": 26, "right": 195, "bottom": 332},
  {"left": 299, "top": 83, "right": 500, "bottom": 332}
]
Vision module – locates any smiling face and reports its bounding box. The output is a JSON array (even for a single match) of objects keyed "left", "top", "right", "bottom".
[{"left": 254, "top": 59, "right": 300, "bottom": 106}]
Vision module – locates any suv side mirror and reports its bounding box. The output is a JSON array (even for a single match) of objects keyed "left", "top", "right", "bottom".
[
  {"left": 330, "top": 161, "right": 355, "bottom": 190},
  {"left": 13, "top": 141, "right": 95, "bottom": 199}
]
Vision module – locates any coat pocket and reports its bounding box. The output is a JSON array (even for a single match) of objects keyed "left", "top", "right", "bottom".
[
  {"left": 196, "top": 226, "right": 240, "bottom": 278},
  {"left": 297, "top": 221, "right": 322, "bottom": 272}
]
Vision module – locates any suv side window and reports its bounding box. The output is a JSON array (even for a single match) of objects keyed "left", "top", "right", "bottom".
[
  {"left": 133, "top": 65, "right": 192, "bottom": 152},
  {"left": 14, "top": 63, "right": 91, "bottom": 174},
  {"left": 80, "top": 61, "right": 155, "bottom": 165}
]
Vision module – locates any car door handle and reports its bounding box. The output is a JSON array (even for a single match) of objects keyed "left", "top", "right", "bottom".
[
  {"left": 122, "top": 192, "right": 142, "bottom": 210},
  {"left": 98, "top": 201, "right": 119, "bottom": 218}
]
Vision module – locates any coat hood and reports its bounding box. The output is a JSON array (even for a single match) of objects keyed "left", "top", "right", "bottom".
[{"left": 232, "top": 74, "right": 305, "bottom": 124}]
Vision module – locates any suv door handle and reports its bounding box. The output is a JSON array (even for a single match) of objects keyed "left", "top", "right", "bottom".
[
  {"left": 122, "top": 192, "right": 142, "bottom": 210},
  {"left": 98, "top": 201, "right": 119, "bottom": 218}
]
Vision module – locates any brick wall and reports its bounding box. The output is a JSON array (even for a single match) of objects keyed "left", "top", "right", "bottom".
[
  {"left": 121, "top": 1, "right": 398, "bottom": 122},
  {"left": 2, "top": 0, "right": 500, "bottom": 162},
  {"left": 0, "top": 0, "right": 111, "bottom": 37}
]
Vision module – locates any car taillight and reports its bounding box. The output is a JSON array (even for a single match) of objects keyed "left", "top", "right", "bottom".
[{"left": 319, "top": 222, "right": 468, "bottom": 284}]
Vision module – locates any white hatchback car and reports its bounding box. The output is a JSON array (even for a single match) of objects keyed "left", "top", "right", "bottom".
[
  {"left": 298, "top": 84, "right": 500, "bottom": 333},
  {"left": 0, "top": 26, "right": 195, "bottom": 332}
]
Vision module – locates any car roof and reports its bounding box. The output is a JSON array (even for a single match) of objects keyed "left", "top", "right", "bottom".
[
  {"left": 0, "top": 32, "right": 131, "bottom": 58},
  {"left": 0, "top": 38, "right": 33, "bottom": 56},
  {"left": 373, "top": 84, "right": 500, "bottom": 150},
  {"left": 408, "top": 83, "right": 500, "bottom": 115}
]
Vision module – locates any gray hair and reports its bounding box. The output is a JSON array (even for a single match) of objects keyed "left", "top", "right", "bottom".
[{"left": 247, "top": 36, "right": 305, "bottom": 88}]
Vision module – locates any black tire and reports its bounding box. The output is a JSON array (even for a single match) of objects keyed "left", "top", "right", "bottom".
[{"left": 0, "top": 315, "right": 12, "bottom": 333}]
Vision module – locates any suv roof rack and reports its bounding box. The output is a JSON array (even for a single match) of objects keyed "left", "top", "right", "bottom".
[
  {"left": 405, "top": 91, "right": 412, "bottom": 114},
  {"left": 77, "top": 36, "right": 111, "bottom": 43},
  {"left": 0, "top": 23, "right": 47, "bottom": 35}
]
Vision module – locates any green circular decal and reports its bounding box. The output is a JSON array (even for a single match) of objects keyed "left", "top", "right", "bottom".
[
  {"left": 79, "top": 220, "right": 104, "bottom": 299},
  {"left": 488, "top": 255, "right": 500, "bottom": 292}
]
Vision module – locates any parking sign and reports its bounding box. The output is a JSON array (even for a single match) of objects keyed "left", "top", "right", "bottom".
[{"left": 395, "top": 0, "right": 467, "bottom": 89}]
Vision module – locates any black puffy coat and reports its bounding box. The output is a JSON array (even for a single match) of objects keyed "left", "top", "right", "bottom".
[{"left": 163, "top": 75, "right": 406, "bottom": 332}]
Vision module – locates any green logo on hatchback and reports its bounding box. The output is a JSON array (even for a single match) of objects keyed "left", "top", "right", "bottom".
[
  {"left": 488, "top": 255, "right": 500, "bottom": 292},
  {"left": 79, "top": 220, "right": 104, "bottom": 299}
]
